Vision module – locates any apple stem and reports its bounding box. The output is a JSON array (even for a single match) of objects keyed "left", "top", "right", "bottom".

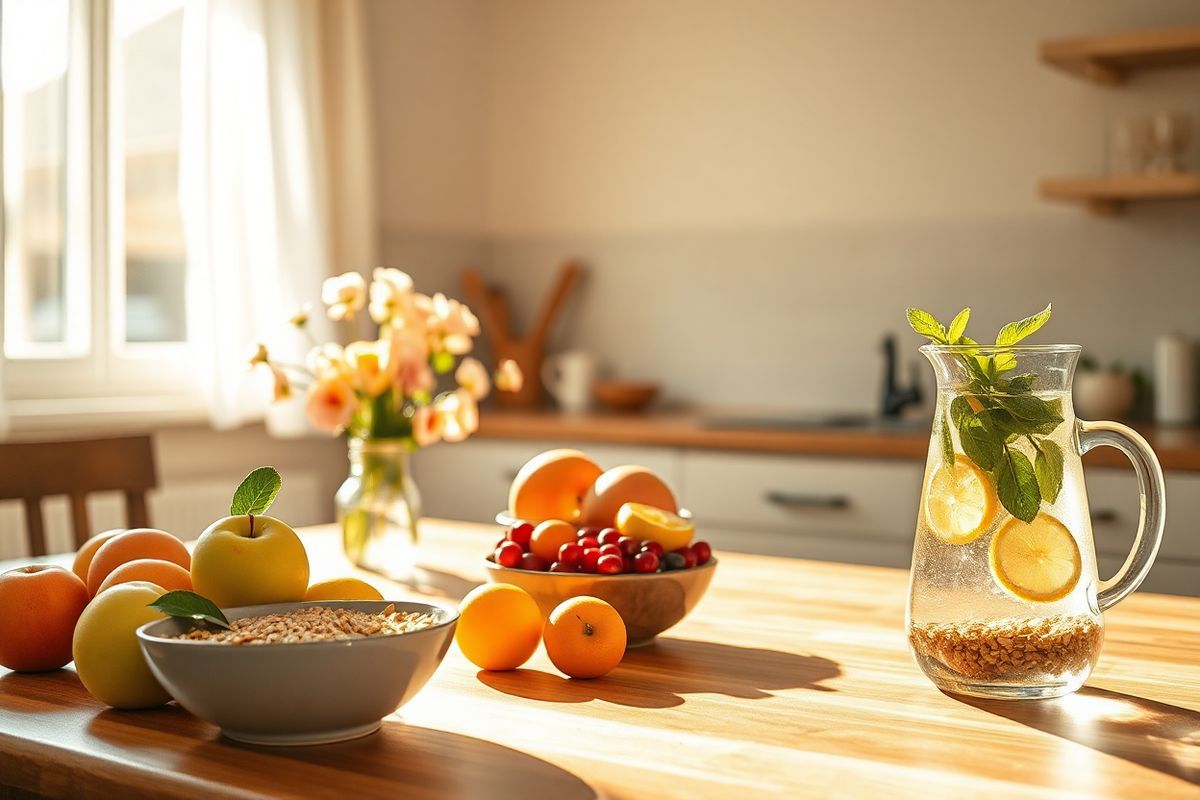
[{"left": 248, "top": 513, "right": 255, "bottom": 538}]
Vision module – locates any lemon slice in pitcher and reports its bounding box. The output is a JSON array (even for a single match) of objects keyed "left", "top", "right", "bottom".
[
  {"left": 923, "top": 457, "right": 998, "bottom": 544},
  {"left": 990, "top": 513, "right": 1082, "bottom": 603}
]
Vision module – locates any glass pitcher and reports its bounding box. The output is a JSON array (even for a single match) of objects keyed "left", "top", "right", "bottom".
[{"left": 907, "top": 344, "right": 1166, "bottom": 700}]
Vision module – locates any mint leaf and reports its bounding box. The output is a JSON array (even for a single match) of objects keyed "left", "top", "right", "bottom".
[
  {"left": 946, "top": 308, "right": 970, "bottom": 343},
  {"left": 995, "top": 373, "right": 1037, "bottom": 395},
  {"left": 958, "top": 415, "right": 1003, "bottom": 471},
  {"left": 940, "top": 411, "right": 955, "bottom": 466},
  {"left": 1033, "top": 439, "right": 1064, "bottom": 504},
  {"left": 150, "top": 590, "right": 231, "bottom": 630},
  {"left": 993, "top": 395, "right": 1063, "bottom": 428},
  {"left": 996, "top": 303, "right": 1052, "bottom": 346},
  {"left": 906, "top": 308, "right": 947, "bottom": 342},
  {"left": 950, "top": 395, "right": 975, "bottom": 427},
  {"left": 996, "top": 449, "right": 1040, "bottom": 522},
  {"left": 230, "top": 466, "right": 282, "bottom": 516}
]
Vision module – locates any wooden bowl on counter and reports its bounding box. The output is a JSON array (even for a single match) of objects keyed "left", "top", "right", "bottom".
[{"left": 592, "top": 380, "right": 660, "bottom": 413}]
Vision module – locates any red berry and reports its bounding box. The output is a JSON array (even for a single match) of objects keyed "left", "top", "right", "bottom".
[
  {"left": 519, "top": 553, "right": 549, "bottom": 572},
  {"left": 623, "top": 556, "right": 637, "bottom": 573},
  {"left": 633, "top": 550, "right": 660, "bottom": 573},
  {"left": 673, "top": 546, "right": 697, "bottom": 569},
  {"left": 598, "top": 543, "right": 623, "bottom": 559},
  {"left": 577, "top": 526, "right": 602, "bottom": 539},
  {"left": 640, "top": 540, "right": 664, "bottom": 557},
  {"left": 598, "top": 528, "right": 622, "bottom": 546},
  {"left": 596, "top": 554, "right": 624, "bottom": 575},
  {"left": 581, "top": 547, "right": 602, "bottom": 573},
  {"left": 495, "top": 537, "right": 507, "bottom": 550},
  {"left": 578, "top": 535, "right": 600, "bottom": 550},
  {"left": 662, "top": 552, "right": 686, "bottom": 571},
  {"left": 617, "top": 536, "right": 640, "bottom": 557},
  {"left": 507, "top": 522, "right": 534, "bottom": 549},
  {"left": 549, "top": 560, "right": 577, "bottom": 573},
  {"left": 692, "top": 541, "right": 712, "bottom": 565},
  {"left": 495, "top": 541, "right": 523, "bottom": 568},
  {"left": 558, "top": 542, "right": 584, "bottom": 567}
]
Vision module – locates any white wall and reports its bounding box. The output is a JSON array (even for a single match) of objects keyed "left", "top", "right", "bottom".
[{"left": 367, "top": 0, "right": 1200, "bottom": 410}]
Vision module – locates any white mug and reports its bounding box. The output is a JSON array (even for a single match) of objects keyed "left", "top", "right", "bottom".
[{"left": 542, "top": 351, "right": 597, "bottom": 413}]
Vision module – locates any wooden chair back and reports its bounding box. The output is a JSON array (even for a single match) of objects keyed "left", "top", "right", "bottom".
[{"left": 0, "top": 436, "right": 157, "bottom": 556}]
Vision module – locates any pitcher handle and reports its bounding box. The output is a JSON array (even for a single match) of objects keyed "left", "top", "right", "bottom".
[{"left": 1078, "top": 420, "right": 1167, "bottom": 612}]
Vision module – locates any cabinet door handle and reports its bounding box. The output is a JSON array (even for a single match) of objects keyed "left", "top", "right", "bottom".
[
  {"left": 1092, "top": 509, "right": 1119, "bottom": 524},
  {"left": 764, "top": 490, "right": 850, "bottom": 509}
]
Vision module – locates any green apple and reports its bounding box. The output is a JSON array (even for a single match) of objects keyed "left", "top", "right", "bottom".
[
  {"left": 73, "top": 581, "right": 171, "bottom": 709},
  {"left": 190, "top": 515, "right": 310, "bottom": 608}
]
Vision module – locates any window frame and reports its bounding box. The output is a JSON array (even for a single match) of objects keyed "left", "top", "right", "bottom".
[{"left": 0, "top": 0, "right": 202, "bottom": 427}]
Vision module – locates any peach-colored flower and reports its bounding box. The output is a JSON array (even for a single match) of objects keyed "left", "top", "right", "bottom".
[
  {"left": 421, "top": 292, "right": 479, "bottom": 355},
  {"left": 494, "top": 359, "right": 524, "bottom": 393},
  {"left": 344, "top": 340, "right": 392, "bottom": 397},
  {"left": 454, "top": 357, "right": 490, "bottom": 400},
  {"left": 321, "top": 271, "right": 366, "bottom": 321},
  {"left": 369, "top": 267, "right": 414, "bottom": 325},
  {"left": 389, "top": 327, "right": 434, "bottom": 396},
  {"left": 411, "top": 405, "right": 443, "bottom": 447},
  {"left": 307, "top": 343, "right": 351, "bottom": 380},
  {"left": 306, "top": 374, "right": 357, "bottom": 433},
  {"left": 438, "top": 389, "right": 479, "bottom": 443}
]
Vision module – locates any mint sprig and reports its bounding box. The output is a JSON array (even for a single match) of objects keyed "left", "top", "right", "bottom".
[
  {"left": 230, "top": 466, "right": 282, "bottom": 537},
  {"left": 906, "top": 304, "right": 1061, "bottom": 523},
  {"left": 150, "top": 590, "right": 231, "bottom": 630}
]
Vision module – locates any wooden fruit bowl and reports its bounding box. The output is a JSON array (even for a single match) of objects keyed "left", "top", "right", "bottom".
[{"left": 592, "top": 380, "right": 660, "bottom": 413}]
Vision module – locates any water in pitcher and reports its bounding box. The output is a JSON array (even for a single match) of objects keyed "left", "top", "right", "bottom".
[{"left": 907, "top": 387, "right": 1104, "bottom": 699}]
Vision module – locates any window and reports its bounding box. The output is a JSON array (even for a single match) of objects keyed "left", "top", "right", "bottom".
[{"left": 1, "top": 0, "right": 198, "bottom": 423}]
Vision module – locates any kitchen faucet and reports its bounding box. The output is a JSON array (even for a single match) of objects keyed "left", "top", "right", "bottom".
[{"left": 881, "top": 335, "right": 922, "bottom": 418}]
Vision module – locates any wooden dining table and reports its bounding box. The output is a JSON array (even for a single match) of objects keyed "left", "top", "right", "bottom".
[{"left": 0, "top": 519, "right": 1197, "bottom": 799}]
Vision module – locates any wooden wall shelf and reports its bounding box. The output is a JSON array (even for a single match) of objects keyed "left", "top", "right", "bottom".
[
  {"left": 1041, "top": 24, "right": 1200, "bottom": 84},
  {"left": 1039, "top": 173, "right": 1200, "bottom": 216}
]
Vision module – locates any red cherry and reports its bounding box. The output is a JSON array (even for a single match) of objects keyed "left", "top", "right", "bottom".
[
  {"left": 578, "top": 535, "right": 600, "bottom": 550},
  {"left": 617, "top": 536, "right": 640, "bottom": 557},
  {"left": 581, "top": 547, "right": 602, "bottom": 573},
  {"left": 633, "top": 550, "right": 660, "bottom": 573},
  {"left": 495, "top": 541, "right": 523, "bottom": 568},
  {"left": 640, "top": 540, "right": 664, "bottom": 557},
  {"left": 598, "top": 543, "right": 623, "bottom": 559},
  {"left": 623, "top": 556, "right": 637, "bottom": 573},
  {"left": 558, "top": 542, "right": 584, "bottom": 567},
  {"left": 577, "top": 526, "right": 602, "bottom": 539},
  {"left": 549, "top": 560, "right": 578, "bottom": 573},
  {"left": 673, "top": 546, "right": 697, "bottom": 569},
  {"left": 598, "top": 528, "right": 622, "bottom": 546},
  {"left": 519, "top": 553, "right": 549, "bottom": 572},
  {"left": 692, "top": 541, "right": 712, "bottom": 565},
  {"left": 596, "top": 554, "right": 624, "bottom": 575},
  {"left": 507, "top": 522, "right": 534, "bottom": 549}
]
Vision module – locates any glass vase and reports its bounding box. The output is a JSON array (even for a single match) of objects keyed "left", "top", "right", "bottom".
[{"left": 336, "top": 437, "right": 422, "bottom": 580}]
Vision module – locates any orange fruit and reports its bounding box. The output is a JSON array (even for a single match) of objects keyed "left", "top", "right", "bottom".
[
  {"left": 304, "top": 577, "right": 384, "bottom": 601},
  {"left": 508, "top": 449, "right": 602, "bottom": 523},
  {"left": 72, "top": 529, "right": 126, "bottom": 583},
  {"left": 455, "top": 584, "right": 543, "bottom": 671},
  {"left": 96, "top": 559, "right": 193, "bottom": 596},
  {"left": 530, "top": 520, "right": 578, "bottom": 562},
  {"left": 543, "top": 596, "right": 626, "bottom": 679},
  {"left": 86, "top": 529, "right": 190, "bottom": 597},
  {"left": 580, "top": 465, "right": 677, "bottom": 528},
  {"left": 0, "top": 565, "right": 90, "bottom": 672}
]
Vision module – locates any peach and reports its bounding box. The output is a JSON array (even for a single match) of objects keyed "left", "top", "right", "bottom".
[
  {"left": 96, "top": 559, "right": 193, "bottom": 596},
  {"left": 508, "top": 449, "right": 602, "bottom": 523},
  {"left": 0, "top": 565, "right": 90, "bottom": 672},
  {"left": 580, "top": 465, "right": 678, "bottom": 528},
  {"left": 72, "top": 581, "right": 171, "bottom": 709},
  {"left": 72, "top": 529, "right": 126, "bottom": 583},
  {"left": 86, "top": 529, "right": 190, "bottom": 597}
]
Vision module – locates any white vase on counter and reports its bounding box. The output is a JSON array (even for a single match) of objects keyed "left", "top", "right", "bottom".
[
  {"left": 1155, "top": 333, "right": 1197, "bottom": 425},
  {"left": 1074, "top": 371, "right": 1135, "bottom": 421}
]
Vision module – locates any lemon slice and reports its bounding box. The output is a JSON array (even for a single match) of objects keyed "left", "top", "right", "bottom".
[
  {"left": 990, "top": 513, "right": 1082, "bottom": 603},
  {"left": 923, "top": 457, "right": 998, "bottom": 544},
  {"left": 615, "top": 503, "right": 694, "bottom": 551}
]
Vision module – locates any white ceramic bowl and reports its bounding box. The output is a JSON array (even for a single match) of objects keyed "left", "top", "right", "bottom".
[{"left": 137, "top": 600, "right": 458, "bottom": 746}]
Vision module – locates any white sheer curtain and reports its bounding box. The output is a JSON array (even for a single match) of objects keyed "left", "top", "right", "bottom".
[{"left": 180, "top": 0, "right": 375, "bottom": 432}]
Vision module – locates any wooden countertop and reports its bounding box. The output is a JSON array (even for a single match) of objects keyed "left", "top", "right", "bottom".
[
  {"left": 476, "top": 409, "right": 1200, "bottom": 471},
  {"left": 2, "top": 521, "right": 1198, "bottom": 798}
]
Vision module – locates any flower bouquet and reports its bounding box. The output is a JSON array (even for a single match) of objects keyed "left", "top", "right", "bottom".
[{"left": 251, "top": 269, "right": 522, "bottom": 576}]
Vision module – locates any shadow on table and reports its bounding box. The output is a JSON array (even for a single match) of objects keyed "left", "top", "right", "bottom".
[
  {"left": 401, "top": 565, "right": 478, "bottom": 602},
  {"left": 960, "top": 686, "right": 1200, "bottom": 786},
  {"left": 477, "top": 637, "right": 840, "bottom": 709},
  {"left": 85, "top": 709, "right": 597, "bottom": 799}
]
